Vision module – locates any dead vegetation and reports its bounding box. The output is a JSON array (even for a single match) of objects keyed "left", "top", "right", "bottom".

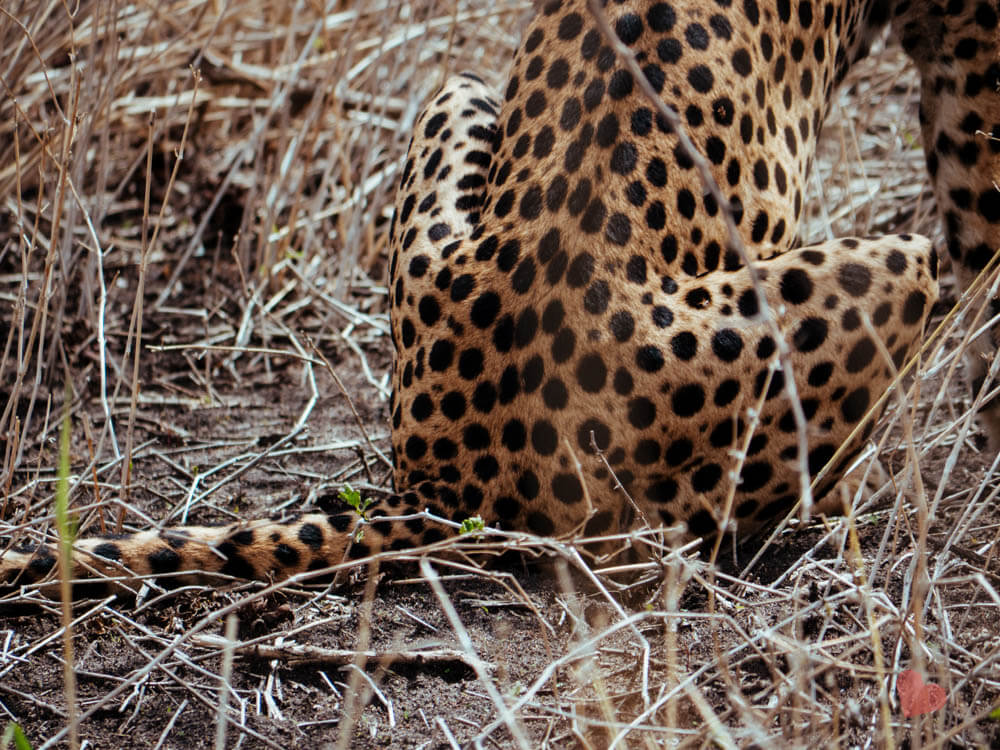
[{"left": 0, "top": 0, "right": 998, "bottom": 747}]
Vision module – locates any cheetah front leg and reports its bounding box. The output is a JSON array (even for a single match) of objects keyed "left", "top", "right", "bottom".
[{"left": 894, "top": 3, "right": 1000, "bottom": 447}]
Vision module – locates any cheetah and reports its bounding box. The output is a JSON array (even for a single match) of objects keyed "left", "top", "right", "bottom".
[{"left": 2, "top": 0, "right": 998, "bottom": 591}]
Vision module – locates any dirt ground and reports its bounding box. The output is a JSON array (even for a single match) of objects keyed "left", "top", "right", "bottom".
[{"left": 1, "top": 1, "right": 999, "bottom": 748}]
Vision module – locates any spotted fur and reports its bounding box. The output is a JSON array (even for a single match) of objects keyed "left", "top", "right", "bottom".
[{"left": 4, "top": 0, "right": 999, "bottom": 593}]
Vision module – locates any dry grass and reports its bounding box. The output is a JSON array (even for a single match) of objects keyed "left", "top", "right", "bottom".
[{"left": 0, "top": 0, "right": 999, "bottom": 748}]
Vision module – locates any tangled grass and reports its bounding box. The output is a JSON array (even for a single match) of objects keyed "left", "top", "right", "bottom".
[{"left": 0, "top": 1, "right": 998, "bottom": 747}]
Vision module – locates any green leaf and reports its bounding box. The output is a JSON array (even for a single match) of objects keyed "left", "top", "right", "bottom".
[
  {"left": 339, "top": 483, "right": 374, "bottom": 520},
  {"left": 339, "top": 484, "right": 361, "bottom": 508},
  {"left": 2, "top": 723, "right": 33, "bottom": 750}
]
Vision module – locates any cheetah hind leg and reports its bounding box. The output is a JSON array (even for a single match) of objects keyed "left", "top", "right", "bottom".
[{"left": 634, "top": 234, "right": 940, "bottom": 543}]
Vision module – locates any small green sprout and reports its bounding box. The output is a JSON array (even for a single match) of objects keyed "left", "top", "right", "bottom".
[
  {"left": 339, "top": 483, "right": 375, "bottom": 542},
  {"left": 339, "top": 484, "right": 374, "bottom": 517},
  {"left": 459, "top": 515, "right": 485, "bottom": 535}
]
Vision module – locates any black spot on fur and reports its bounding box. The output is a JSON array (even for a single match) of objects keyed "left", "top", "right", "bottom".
[
  {"left": 148, "top": 547, "right": 182, "bottom": 575},
  {"left": 92, "top": 543, "right": 122, "bottom": 562},
  {"left": 298, "top": 523, "right": 324, "bottom": 550}
]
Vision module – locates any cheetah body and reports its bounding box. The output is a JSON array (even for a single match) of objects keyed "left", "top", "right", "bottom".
[
  {"left": 383, "top": 0, "right": 956, "bottom": 549},
  {"left": 4, "top": 0, "right": 1000, "bottom": 588}
]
